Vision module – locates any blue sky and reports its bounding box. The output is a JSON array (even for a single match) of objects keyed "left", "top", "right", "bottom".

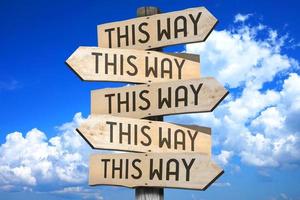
[{"left": 0, "top": 0, "right": 300, "bottom": 200}]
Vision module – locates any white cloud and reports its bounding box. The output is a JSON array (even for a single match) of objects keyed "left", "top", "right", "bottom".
[
  {"left": 212, "top": 182, "right": 231, "bottom": 187},
  {"left": 0, "top": 113, "right": 91, "bottom": 191},
  {"left": 175, "top": 16, "right": 300, "bottom": 168},
  {"left": 215, "top": 150, "right": 234, "bottom": 166},
  {"left": 185, "top": 25, "right": 294, "bottom": 89},
  {"left": 234, "top": 13, "right": 252, "bottom": 23},
  {"left": 50, "top": 186, "right": 104, "bottom": 200},
  {"left": 0, "top": 79, "right": 20, "bottom": 91}
]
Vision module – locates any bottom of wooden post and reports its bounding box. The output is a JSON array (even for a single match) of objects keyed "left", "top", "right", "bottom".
[{"left": 135, "top": 187, "right": 164, "bottom": 200}]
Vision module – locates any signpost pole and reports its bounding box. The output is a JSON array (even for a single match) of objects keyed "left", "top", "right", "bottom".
[{"left": 135, "top": 6, "right": 164, "bottom": 200}]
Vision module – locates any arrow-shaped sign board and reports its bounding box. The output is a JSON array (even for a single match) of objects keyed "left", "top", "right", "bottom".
[
  {"left": 89, "top": 153, "right": 223, "bottom": 190},
  {"left": 77, "top": 115, "right": 211, "bottom": 154},
  {"left": 97, "top": 7, "right": 217, "bottom": 50},
  {"left": 91, "top": 78, "right": 228, "bottom": 118},
  {"left": 66, "top": 47, "right": 200, "bottom": 83}
]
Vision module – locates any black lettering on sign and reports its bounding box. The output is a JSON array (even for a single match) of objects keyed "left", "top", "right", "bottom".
[
  {"left": 157, "top": 18, "right": 171, "bottom": 41},
  {"left": 174, "top": 59, "right": 185, "bottom": 79},
  {"left": 91, "top": 52, "right": 102, "bottom": 74},
  {"left": 141, "top": 125, "right": 151, "bottom": 146},
  {"left": 159, "top": 127, "right": 171, "bottom": 149},
  {"left": 190, "top": 83, "right": 203, "bottom": 105},
  {"left": 174, "top": 129, "right": 186, "bottom": 150},
  {"left": 112, "top": 159, "right": 123, "bottom": 179},
  {"left": 132, "top": 159, "right": 142, "bottom": 179},
  {"left": 120, "top": 54, "right": 124, "bottom": 75},
  {"left": 161, "top": 58, "right": 172, "bottom": 79},
  {"left": 131, "top": 24, "right": 136, "bottom": 45},
  {"left": 117, "top": 92, "right": 130, "bottom": 113},
  {"left": 125, "top": 159, "right": 129, "bottom": 179},
  {"left": 189, "top": 12, "right": 202, "bottom": 35},
  {"left": 133, "top": 124, "right": 138, "bottom": 145},
  {"left": 187, "top": 130, "right": 198, "bottom": 151},
  {"left": 175, "top": 86, "right": 188, "bottom": 107},
  {"left": 145, "top": 56, "right": 158, "bottom": 78},
  {"left": 139, "top": 90, "right": 150, "bottom": 110},
  {"left": 149, "top": 158, "right": 163, "bottom": 180},
  {"left": 166, "top": 159, "right": 179, "bottom": 181},
  {"left": 182, "top": 158, "right": 195, "bottom": 181},
  {"left": 158, "top": 87, "right": 172, "bottom": 108},
  {"left": 119, "top": 123, "right": 131, "bottom": 145},
  {"left": 117, "top": 26, "right": 129, "bottom": 47},
  {"left": 138, "top": 22, "right": 150, "bottom": 43},
  {"left": 127, "top": 55, "right": 138, "bottom": 76},
  {"left": 105, "top": 53, "right": 117, "bottom": 75},
  {"left": 104, "top": 28, "right": 115, "bottom": 48},
  {"left": 104, "top": 93, "right": 115, "bottom": 114},
  {"left": 101, "top": 158, "right": 110, "bottom": 178},
  {"left": 132, "top": 91, "right": 136, "bottom": 112},
  {"left": 174, "top": 16, "right": 187, "bottom": 38},
  {"left": 106, "top": 121, "right": 117, "bottom": 143}
]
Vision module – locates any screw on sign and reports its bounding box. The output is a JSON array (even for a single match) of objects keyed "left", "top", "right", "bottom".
[{"left": 65, "top": 5, "right": 227, "bottom": 200}]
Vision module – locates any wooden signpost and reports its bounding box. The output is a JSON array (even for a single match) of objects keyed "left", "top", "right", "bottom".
[
  {"left": 66, "top": 47, "right": 200, "bottom": 83},
  {"left": 89, "top": 153, "right": 223, "bottom": 190},
  {"left": 97, "top": 7, "right": 217, "bottom": 50},
  {"left": 66, "top": 5, "right": 226, "bottom": 200},
  {"left": 77, "top": 115, "right": 211, "bottom": 154},
  {"left": 91, "top": 78, "right": 228, "bottom": 118}
]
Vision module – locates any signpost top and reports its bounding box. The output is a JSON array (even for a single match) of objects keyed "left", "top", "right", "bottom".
[
  {"left": 66, "top": 5, "right": 225, "bottom": 194},
  {"left": 97, "top": 7, "right": 217, "bottom": 50}
]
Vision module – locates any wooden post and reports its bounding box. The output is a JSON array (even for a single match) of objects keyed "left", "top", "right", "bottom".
[{"left": 135, "top": 6, "right": 164, "bottom": 200}]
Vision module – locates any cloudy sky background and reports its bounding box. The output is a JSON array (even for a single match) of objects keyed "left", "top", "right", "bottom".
[{"left": 1, "top": 0, "right": 300, "bottom": 199}]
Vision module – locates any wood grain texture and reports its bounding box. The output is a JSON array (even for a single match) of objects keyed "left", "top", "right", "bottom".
[
  {"left": 91, "top": 77, "right": 228, "bottom": 118},
  {"left": 77, "top": 115, "right": 211, "bottom": 154},
  {"left": 89, "top": 153, "right": 223, "bottom": 190},
  {"left": 136, "top": 188, "right": 163, "bottom": 200},
  {"left": 66, "top": 46, "right": 200, "bottom": 83},
  {"left": 97, "top": 7, "right": 217, "bottom": 50}
]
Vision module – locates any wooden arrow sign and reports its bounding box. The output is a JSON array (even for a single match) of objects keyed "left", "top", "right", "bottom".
[
  {"left": 77, "top": 115, "right": 211, "bottom": 154},
  {"left": 89, "top": 153, "right": 223, "bottom": 190},
  {"left": 97, "top": 7, "right": 217, "bottom": 50},
  {"left": 91, "top": 78, "right": 228, "bottom": 118},
  {"left": 66, "top": 46, "right": 200, "bottom": 83}
]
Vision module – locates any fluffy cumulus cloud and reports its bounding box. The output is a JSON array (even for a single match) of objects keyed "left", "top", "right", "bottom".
[
  {"left": 168, "top": 14, "right": 300, "bottom": 168},
  {"left": 0, "top": 113, "right": 100, "bottom": 198},
  {"left": 215, "top": 150, "right": 234, "bottom": 166}
]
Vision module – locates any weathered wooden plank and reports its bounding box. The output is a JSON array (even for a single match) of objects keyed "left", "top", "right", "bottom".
[
  {"left": 97, "top": 7, "right": 217, "bottom": 50},
  {"left": 89, "top": 153, "right": 223, "bottom": 190},
  {"left": 66, "top": 47, "right": 200, "bottom": 83},
  {"left": 77, "top": 115, "right": 211, "bottom": 154},
  {"left": 91, "top": 78, "right": 228, "bottom": 118}
]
